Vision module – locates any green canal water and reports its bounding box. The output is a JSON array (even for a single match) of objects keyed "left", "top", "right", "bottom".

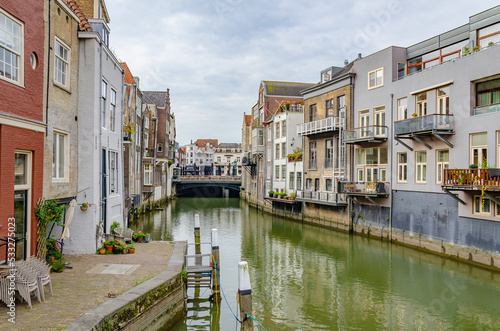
[{"left": 129, "top": 198, "right": 500, "bottom": 330}]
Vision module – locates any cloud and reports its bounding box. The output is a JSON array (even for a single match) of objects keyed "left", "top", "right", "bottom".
[{"left": 106, "top": 0, "right": 500, "bottom": 145}]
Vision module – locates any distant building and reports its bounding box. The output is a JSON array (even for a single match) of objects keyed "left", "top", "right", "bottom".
[{"left": 214, "top": 143, "right": 242, "bottom": 176}]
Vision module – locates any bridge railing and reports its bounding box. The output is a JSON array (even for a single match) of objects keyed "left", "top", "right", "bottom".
[{"left": 174, "top": 175, "right": 242, "bottom": 181}]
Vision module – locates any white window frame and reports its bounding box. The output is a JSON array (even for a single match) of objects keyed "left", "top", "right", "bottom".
[
  {"left": 374, "top": 106, "right": 385, "bottom": 137},
  {"left": 109, "top": 151, "right": 118, "bottom": 193},
  {"left": 0, "top": 9, "right": 24, "bottom": 86},
  {"left": 144, "top": 132, "right": 149, "bottom": 155},
  {"left": 275, "top": 165, "right": 279, "bottom": 181},
  {"left": 109, "top": 88, "right": 116, "bottom": 131},
  {"left": 144, "top": 116, "right": 150, "bottom": 129},
  {"left": 281, "top": 142, "right": 286, "bottom": 159},
  {"left": 101, "top": 80, "right": 107, "bottom": 128},
  {"left": 368, "top": 67, "right": 383, "bottom": 90},
  {"left": 267, "top": 126, "right": 271, "bottom": 141},
  {"left": 416, "top": 151, "right": 427, "bottom": 184},
  {"left": 275, "top": 143, "right": 280, "bottom": 159},
  {"left": 397, "top": 98, "right": 408, "bottom": 120},
  {"left": 397, "top": 152, "right": 407, "bottom": 183},
  {"left": 474, "top": 195, "right": 491, "bottom": 216},
  {"left": 54, "top": 37, "right": 70, "bottom": 88},
  {"left": 275, "top": 122, "right": 280, "bottom": 138},
  {"left": 281, "top": 165, "right": 286, "bottom": 181},
  {"left": 470, "top": 132, "right": 488, "bottom": 168},
  {"left": 258, "top": 129, "right": 264, "bottom": 146},
  {"left": 436, "top": 149, "right": 449, "bottom": 184},
  {"left": 144, "top": 163, "right": 153, "bottom": 185},
  {"left": 52, "top": 130, "right": 69, "bottom": 181},
  {"left": 281, "top": 121, "right": 286, "bottom": 137}
]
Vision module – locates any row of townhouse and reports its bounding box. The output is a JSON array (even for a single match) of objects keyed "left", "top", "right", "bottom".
[
  {"left": 0, "top": 0, "right": 175, "bottom": 258},
  {"left": 242, "top": 5, "right": 500, "bottom": 257}
]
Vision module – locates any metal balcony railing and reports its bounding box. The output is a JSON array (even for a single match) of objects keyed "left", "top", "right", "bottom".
[
  {"left": 343, "top": 125, "right": 388, "bottom": 143},
  {"left": 394, "top": 114, "right": 453, "bottom": 135},
  {"left": 296, "top": 190, "right": 347, "bottom": 205},
  {"left": 297, "top": 117, "right": 345, "bottom": 136}
]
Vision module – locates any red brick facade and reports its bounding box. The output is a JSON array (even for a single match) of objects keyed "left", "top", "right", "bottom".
[{"left": 0, "top": 0, "right": 45, "bottom": 258}]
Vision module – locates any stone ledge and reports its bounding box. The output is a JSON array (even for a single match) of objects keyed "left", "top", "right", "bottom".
[{"left": 67, "top": 241, "right": 187, "bottom": 331}]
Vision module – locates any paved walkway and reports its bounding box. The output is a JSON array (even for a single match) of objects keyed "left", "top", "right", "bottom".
[{"left": 0, "top": 241, "right": 175, "bottom": 330}]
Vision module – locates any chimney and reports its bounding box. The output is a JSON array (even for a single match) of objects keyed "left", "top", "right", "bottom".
[
  {"left": 344, "top": 59, "right": 349, "bottom": 66},
  {"left": 357, "top": 53, "right": 362, "bottom": 60},
  {"left": 133, "top": 76, "right": 140, "bottom": 87}
]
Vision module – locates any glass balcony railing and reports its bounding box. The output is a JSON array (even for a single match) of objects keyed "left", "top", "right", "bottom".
[
  {"left": 474, "top": 104, "right": 500, "bottom": 116},
  {"left": 394, "top": 114, "right": 453, "bottom": 135},
  {"left": 343, "top": 125, "right": 388, "bottom": 143},
  {"left": 296, "top": 190, "right": 347, "bottom": 205}
]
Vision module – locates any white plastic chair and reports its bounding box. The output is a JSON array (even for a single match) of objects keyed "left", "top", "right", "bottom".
[{"left": 13, "top": 263, "right": 41, "bottom": 309}]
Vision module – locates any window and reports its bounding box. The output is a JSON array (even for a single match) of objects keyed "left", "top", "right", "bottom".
[
  {"left": 275, "top": 122, "right": 280, "bottom": 138},
  {"left": 325, "top": 178, "right": 332, "bottom": 191},
  {"left": 268, "top": 126, "right": 271, "bottom": 141},
  {"left": 337, "top": 95, "right": 346, "bottom": 114},
  {"left": 281, "top": 121, "right": 286, "bottom": 137},
  {"left": 368, "top": 68, "right": 383, "bottom": 89},
  {"left": 359, "top": 110, "right": 369, "bottom": 137},
  {"left": 144, "top": 133, "right": 149, "bottom": 156},
  {"left": 325, "top": 139, "right": 333, "bottom": 169},
  {"left": 470, "top": 133, "right": 487, "bottom": 167},
  {"left": 326, "top": 99, "right": 334, "bottom": 117},
  {"left": 397, "top": 63, "right": 405, "bottom": 79},
  {"left": 374, "top": 106, "right": 385, "bottom": 137},
  {"left": 101, "top": 80, "right": 107, "bottom": 128},
  {"left": 158, "top": 143, "right": 163, "bottom": 153},
  {"left": 109, "top": 151, "right": 118, "bottom": 193},
  {"left": 144, "top": 117, "right": 150, "bottom": 129},
  {"left": 436, "top": 150, "right": 449, "bottom": 184},
  {"left": 358, "top": 169, "right": 364, "bottom": 181},
  {"left": 0, "top": 10, "right": 22, "bottom": 84},
  {"left": 357, "top": 147, "right": 388, "bottom": 182},
  {"left": 258, "top": 130, "right": 264, "bottom": 146},
  {"left": 267, "top": 146, "right": 271, "bottom": 160},
  {"left": 267, "top": 164, "right": 270, "bottom": 179},
  {"left": 309, "top": 141, "right": 317, "bottom": 169},
  {"left": 217, "top": 157, "right": 221, "bottom": 163},
  {"left": 474, "top": 196, "right": 491, "bottom": 215},
  {"left": 398, "top": 98, "right": 408, "bottom": 120},
  {"left": 475, "top": 78, "right": 500, "bottom": 115},
  {"left": 281, "top": 142, "right": 286, "bottom": 159},
  {"left": 309, "top": 104, "right": 317, "bottom": 122},
  {"left": 54, "top": 39, "right": 69, "bottom": 87},
  {"left": 296, "top": 172, "right": 302, "bottom": 190},
  {"left": 144, "top": 164, "right": 153, "bottom": 185},
  {"left": 275, "top": 165, "right": 279, "bottom": 181},
  {"left": 52, "top": 132, "right": 67, "bottom": 180},
  {"left": 306, "top": 178, "right": 312, "bottom": 190},
  {"left": 110, "top": 89, "right": 116, "bottom": 131},
  {"left": 397, "top": 153, "right": 407, "bottom": 183},
  {"left": 416, "top": 151, "right": 427, "bottom": 183},
  {"left": 281, "top": 165, "right": 286, "bottom": 181},
  {"left": 478, "top": 22, "right": 500, "bottom": 48},
  {"left": 275, "top": 144, "right": 280, "bottom": 159},
  {"left": 437, "top": 86, "right": 450, "bottom": 115},
  {"left": 289, "top": 172, "right": 295, "bottom": 190},
  {"left": 416, "top": 92, "right": 427, "bottom": 116}
]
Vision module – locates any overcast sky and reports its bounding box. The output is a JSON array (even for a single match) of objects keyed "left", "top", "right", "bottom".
[{"left": 106, "top": 0, "right": 500, "bottom": 146}]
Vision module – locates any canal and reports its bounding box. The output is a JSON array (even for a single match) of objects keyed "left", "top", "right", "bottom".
[{"left": 130, "top": 198, "right": 500, "bottom": 330}]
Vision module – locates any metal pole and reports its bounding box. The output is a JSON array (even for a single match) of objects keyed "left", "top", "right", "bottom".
[{"left": 211, "top": 229, "right": 221, "bottom": 302}]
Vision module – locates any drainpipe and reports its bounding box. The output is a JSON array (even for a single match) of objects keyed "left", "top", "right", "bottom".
[
  {"left": 45, "top": 0, "right": 51, "bottom": 136},
  {"left": 121, "top": 77, "right": 125, "bottom": 226},
  {"left": 390, "top": 93, "right": 395, "bottom": 241},
  {"left": 349, "top": 75, "right": 355, "bottom": 233},
  {"left": 99, "top": 36, "right": 104, "bottom": 231},
  {"left": 152, "top": 116, "right": 158, "bottom": 201}
]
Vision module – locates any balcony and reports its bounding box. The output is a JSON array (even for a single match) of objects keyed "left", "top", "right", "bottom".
[
  {"left": 343, "top": 125, "right": 388, "bottom": 144},
  {"left": 87, "top": 19, "right": 110, "bottom": 46},
  {"left": 296, "top": 190, "right": 347, "bottom": 206},
  {"left": 474, "top": 104, "right": 500, "bottom": 116},
  {"left": 442, "top": 169, "right": 500, "bottom": 191},
  {"left": 297, "top": 117, "right": 345, "bottom": 136},
  {"left": 394, "top": 114, "right": 454, "bottom": 136},
  {"left": 340, "top": 181, "right": 389, "bottom": 196}
]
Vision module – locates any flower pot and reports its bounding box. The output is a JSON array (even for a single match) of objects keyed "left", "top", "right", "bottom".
[
  {"left": 122, "top": 249, "right": 128, "bottom": 254},
  {"left": 144, "top": 235, "right": 150, "bottom": 243},
  {"left": 128, "top": 248, "right": 135, "bottom": 254},
  {"left": 137, "top": 237, "right": 144, "bottom": 242},
  {"left": 104, "top": 245, "right": 113, "bottom": 252},
  {"left": 99, "top": 248, "right": 106, "bottom": 255},
  {"left": 113, "top": 246, "right": 122, "bottom": 254},
  {"left": 80, "top": 205, "right": 88, "bottom": 211}
]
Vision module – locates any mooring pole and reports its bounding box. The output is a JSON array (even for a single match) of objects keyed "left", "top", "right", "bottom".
[
  {"left": 238, "top": 261, "right": 253, "bottom": 330},
  {"left": 211, "top": 228, "right": 221, "bottom": 302},
  {"left": 194, "top": 214, "right": 201, "bottom": 266}
]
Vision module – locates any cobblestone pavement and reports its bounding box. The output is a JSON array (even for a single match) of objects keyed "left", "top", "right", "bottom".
[{"left": 0, "top": 241, "right": 175, "bottom": 330}]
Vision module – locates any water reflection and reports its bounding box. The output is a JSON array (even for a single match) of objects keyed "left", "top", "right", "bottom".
[{"left": 133, "top": 199, "right": 500, "bottom": 330}]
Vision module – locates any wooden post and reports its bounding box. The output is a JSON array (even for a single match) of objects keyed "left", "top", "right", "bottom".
[
  {"left": 238, "top": 261, "right": 253, "bottom": 330},
  {"left": 194, "top": 214, "right": 201, "bottom": 265},
  {"left": 211, "top": 229, "right": 221, "bottom": 302}
]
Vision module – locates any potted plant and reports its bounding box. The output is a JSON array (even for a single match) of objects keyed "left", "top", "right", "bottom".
[
  {"left": 411, "top": 112, "right": 418, "bottom": 118},
  {"left": 113, "top": 245, "right": 122, "bottom": 254},
  {"left": 144, "top": 233, "right": 151, "bottom": 243},
  {"left": 133, "top": 232, "right": 145, "bottom": 242},
  {"left": 128, "top": 244, "right": 135, "bottom": 254},
  {"left": 98, "top": 246, "right": 106, "bottom": 255},
  {"left": 110, "top": 221, "right": 121, "bottom": 235},
  {"left": 104, "top": 240, "right": 115, "bottom": 252},
  {"left": 122, "top": 246, "right": 129, "bottom": 254},
  {"left": 469, "top": 164, "right": 479, "bottom": 169},
  {"left": 80, "top": 202, "right": 89, "bottom": 211},
  {"left": 291, "top": 193, "right": 296, "bottom": 200},
  {"left": 269, "top": 190, "right": 274, "bottom": 198},
  {"left": 473, "top": 46, "right": 480, "bottom": 53}
]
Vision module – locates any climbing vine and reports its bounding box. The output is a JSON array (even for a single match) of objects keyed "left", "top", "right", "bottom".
[{"left": 35, "top": 199, "right": 66, "bottom": 260}]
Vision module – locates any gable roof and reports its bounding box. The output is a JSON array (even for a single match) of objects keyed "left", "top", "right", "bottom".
[
  {"left": 120, "top": 62, "right": 135, "bottom": 84},
  {"left": 142, "top": 91, "right": 167, "bottom": 108},
  {"left": 262, "top": 81, "right": 315, "bottom": 97},
  {"left": 63, "top": 0, "right": 92, "bottom": 32},
  {"left": 217, "top": 143, "right": 241, "bottom": 149},
  {"left": 194, "top": 139, "right": 218, "bottom": 148}
]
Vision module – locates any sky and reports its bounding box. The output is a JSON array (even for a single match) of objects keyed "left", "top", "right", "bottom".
[{"left": 106, "top": 0, "right": 500, "bottom": 146}]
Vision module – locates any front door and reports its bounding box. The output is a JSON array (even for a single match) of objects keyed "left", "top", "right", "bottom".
[{"left": 14, "top": 151, "right": 31, "bottom": 260}]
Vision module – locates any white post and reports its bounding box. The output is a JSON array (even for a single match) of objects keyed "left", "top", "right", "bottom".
[{"left": 238, "top": 261, "right": 253, "bottom": 330}]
